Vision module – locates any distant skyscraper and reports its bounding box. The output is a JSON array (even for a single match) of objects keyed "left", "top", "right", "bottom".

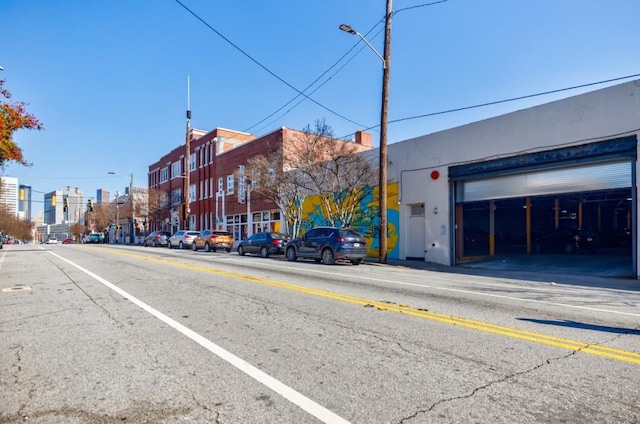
[
  {"left": 0, "top": 176, "right": 18, "bottom": 216},
  {"left": 44, "top": 190, "right": 63, "bottom": 224},
  {"left": 63, "top": 186, "right": 84, "bottom": 224},
  {"left": 97, "top": 188, "right": 110, "bottom": 204},
  {"left": 18, "top": 184, "right": 31, "bottom": 220}
]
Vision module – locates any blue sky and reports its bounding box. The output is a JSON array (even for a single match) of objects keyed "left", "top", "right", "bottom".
[{"left": 3, "top": 0, "right": 640, "bottom": 218}]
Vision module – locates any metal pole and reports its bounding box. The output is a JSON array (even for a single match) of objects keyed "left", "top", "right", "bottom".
[
  {"left": 129, "top": 173, "right": 134, "bottom": 244},
  {"left": 115, "top": 190, "right": 119, "bottom": 244},
  {"left": 185, "top": 76, "right": 191, "bottom": 231},
  {"left": 379, "top": 0, "right": 392, "bottom": 263}
]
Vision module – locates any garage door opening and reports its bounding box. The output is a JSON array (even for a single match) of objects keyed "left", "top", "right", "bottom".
[{"left": 455, "top": 188, "right": 633, "bottom": 276}]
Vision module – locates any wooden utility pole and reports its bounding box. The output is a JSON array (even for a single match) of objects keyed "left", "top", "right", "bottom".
[{"left": 379, "top": 0, "right": 392, "bottom": 263}]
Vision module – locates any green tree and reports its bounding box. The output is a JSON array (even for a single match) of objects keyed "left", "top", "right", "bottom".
[{"left": 0, "top": 79, "right": 43, "bottom": 168}]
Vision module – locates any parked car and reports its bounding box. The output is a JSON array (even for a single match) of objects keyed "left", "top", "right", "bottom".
[
  {"left": 62, "top": 238, "right": 74, "bottom": 244},
  {"left": 285, "top": 226, "right": 367, "bottom": 265},
  {"left": 46, "top": 237, "right": 59, "bottom": 244},
  {"left": 83, "top": 233, "right": 104, "bottom": 244},
  {"left": 168, "top": 230, "right": 200, "bottom": 249},
  {"left": 237, "top": 232, "right": 291, "bottom": 258},
  {"left": 192, "top": 229, "right": 233, "bottom": 252},
  {"left": 144, "top": 231, "right": 171, "bottom": 247}
]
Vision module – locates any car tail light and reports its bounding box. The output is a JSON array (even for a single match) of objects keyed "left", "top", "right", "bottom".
[
  {"left": 271, "top": 240, "right": 281, "bottom": 245},
  {"left": 336, "top": 237, "right": 346, "bottom": 242}
]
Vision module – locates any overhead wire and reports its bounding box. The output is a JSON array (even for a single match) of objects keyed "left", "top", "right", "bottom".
[
  {"left": 173, "top": 0, "right": 367, "bottom": 129},
  {"left": 247, "top": 24, "right": 386, "bottom": 135},
  {"left": 339, "top": 72, "right": 640, "bottom": 139},
  {"left": 248, "top": 1, "right": 450, "bottom": 134}
]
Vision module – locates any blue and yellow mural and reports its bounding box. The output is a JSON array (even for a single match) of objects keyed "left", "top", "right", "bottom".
[{"left": 298, "top": 182, "right": 399, "bottom": 259}]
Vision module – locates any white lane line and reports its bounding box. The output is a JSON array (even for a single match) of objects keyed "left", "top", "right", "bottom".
[{"left": 49, "top": 251, "right": 351, "bottom": 424}]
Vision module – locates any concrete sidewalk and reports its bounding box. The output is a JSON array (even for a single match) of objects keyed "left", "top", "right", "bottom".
[{"left": 366, "top": 255, "right": 640, "bottom": 292}]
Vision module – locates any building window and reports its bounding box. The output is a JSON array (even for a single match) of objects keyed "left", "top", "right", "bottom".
[
  {"left": 160, "top": 168, "right": 168, "bottom": 183},
  {"left": 218, "top": 178, "right": 223, "bottom": 194},
  {"left": 189, "top": 184, "right": 196, "bottom": 204},
  {"left": 171, "top": 162, "right": 182, "bottom": 179},
  {"left": 226, "top": 175, "right": 234, "bottom": 194},
  {"left": 190, "top": 154, "right": 196, "bottom": 174},
  {"left": 171, "top": 189, "right": 182, "bottom": 206}
]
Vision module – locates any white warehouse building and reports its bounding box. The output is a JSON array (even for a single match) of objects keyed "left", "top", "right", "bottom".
[{"left": 388, "top": 79, "right": 639, "bottom": 278}]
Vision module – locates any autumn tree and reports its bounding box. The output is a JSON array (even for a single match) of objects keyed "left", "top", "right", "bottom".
[
  {"left": 245, "top": 148, "right": 308, "bottom": 238},
  {"left": 0, "top": 201, "right": 33, "bottom": 242},
  {"left": 70, "top": 223, "right": 85, "bottom": 242},
  {"left": 244, "top": 118, "right": 377, "bottom": 237},
  {"left": 0, "top": 79, "right": 43, "bottom": 169},
  {"left": 89, "top": 203, "right": 114, "bottom": 233},
  {"left": 146, "top": 187, "right": 170, "bottom": 232},
  {"left": 288, "top": 119, "right": 377, "bottom": 228}
]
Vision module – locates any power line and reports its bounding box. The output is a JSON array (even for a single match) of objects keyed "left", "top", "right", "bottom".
[
  {"left": 393, "top": 0, "right": 449, "bottom": 16},
  {"left": 246, "top": 24, "right": 386, "bottom": 135},
  {"left": 342, "top": 73, "right": 640, "bottom": 137},
  {"left": 174, "top": 0, "right": 367, "bottom": 129},
  {"left": 246, "top": 1, "right": 451, "bottom": 134}
]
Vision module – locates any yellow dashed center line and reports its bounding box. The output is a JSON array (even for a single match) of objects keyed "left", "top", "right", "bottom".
[{"left": 106, "top": 248, "right": 640, "bottom": 365}]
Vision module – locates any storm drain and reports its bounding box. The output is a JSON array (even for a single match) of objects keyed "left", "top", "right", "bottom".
[{"left": 2, "top": 285, "right": 31, "bottom": 293}]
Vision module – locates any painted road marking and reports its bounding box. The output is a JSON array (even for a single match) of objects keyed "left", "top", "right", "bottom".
[
  {"left": 97, "top": 248, "right": 640, "bottom": 365},
  {"left": 49, "top": 250, "right": 351, "bottom": 424}
]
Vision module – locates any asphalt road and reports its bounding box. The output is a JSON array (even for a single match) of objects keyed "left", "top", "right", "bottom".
[{"left": 1, "top": 243, "right": 639, "bottom": 423}]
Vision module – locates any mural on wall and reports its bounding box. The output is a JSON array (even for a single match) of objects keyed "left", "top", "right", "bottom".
[{"left": 299, "top": 182, "right": 400, "bottom": 259}]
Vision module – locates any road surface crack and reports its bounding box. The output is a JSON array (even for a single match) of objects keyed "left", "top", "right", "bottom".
[{"left": 398, "top": 351, "right": 576, "bottom": 423}]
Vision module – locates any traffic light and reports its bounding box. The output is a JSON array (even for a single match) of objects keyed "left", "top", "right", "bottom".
[
  {"left": 64, "top": 197, "right": 69, "bottom": 212},
  {"left": 88, "top": 199, "right": 94, "bottom": 213}
]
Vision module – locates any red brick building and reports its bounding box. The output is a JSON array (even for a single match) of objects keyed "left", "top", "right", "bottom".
[{"left": 148, "top": 126, "right": 372, "bottom": 243}]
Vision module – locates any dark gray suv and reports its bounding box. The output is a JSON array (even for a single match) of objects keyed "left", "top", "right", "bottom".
[
  {"left": 144, "top": 231, "right": 171, "bottom": 247},
  {"left": 285, "top": 227, "right": 367, "bottom": 265}
]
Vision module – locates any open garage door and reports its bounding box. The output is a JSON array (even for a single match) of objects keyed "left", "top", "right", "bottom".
[{"left": 450, "top": 136, "right": 636, "bottom": 277}]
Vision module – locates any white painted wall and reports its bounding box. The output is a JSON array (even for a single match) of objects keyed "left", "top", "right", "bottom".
[{"left": 388, "top": 79, "right": 640, "bottom": 267}]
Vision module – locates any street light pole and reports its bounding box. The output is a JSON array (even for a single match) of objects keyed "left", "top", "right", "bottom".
[
  {"left": 340, "top": 0, "right": 392, "bottom": 263},
  {"left": 184, "top": 75, "right": 191, "bottom": 231}
]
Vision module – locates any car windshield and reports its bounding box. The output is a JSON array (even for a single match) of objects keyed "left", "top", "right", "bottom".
[
  {"left": 340, "top": 229, "right": 363, "bottom": 238},
  {"left": 270, "top": 232, "right": 289, "bottom": 239}
]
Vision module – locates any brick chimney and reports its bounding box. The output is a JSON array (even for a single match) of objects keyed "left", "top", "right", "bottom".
[{"left": 355, "top": 130, "right": 372, "bottom": 147}]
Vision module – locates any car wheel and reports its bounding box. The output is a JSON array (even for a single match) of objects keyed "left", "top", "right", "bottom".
[
  {"left": 260, "top": 246, "right": 269, "bottom": 258},
  {"left": 226, "top": 248, "right": 231, "bottom": 252},
  {"left": 238, "top": 246, "right": 245, "bottom": 256},
  {"left": 205, "top": 243, "right": 211, "bottom": 252},
  {"left": 286, "top": 247, "right": 297, "bottom": 262},
  {"left": 321, "top": 248, "right": 336, "bottom": 265},
  {"left": 192, "top": 243, "right": 197, "bottom": 251},
  {"left": 179, "top": 241, "right": 184, "bottom": 249},
  {"left": 350, "top": 259, "right": 363, "bottom": 265}
]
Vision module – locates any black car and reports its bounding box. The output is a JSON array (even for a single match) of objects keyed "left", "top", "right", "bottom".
[
  {"left": 237, "top": 232, "right": 291, "bottom": 258},
  {"left": 284, "top": 226, "right": 367, "bottom": 265}
]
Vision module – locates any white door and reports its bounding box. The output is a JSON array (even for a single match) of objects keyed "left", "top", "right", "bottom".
[{"left": 408, "top": 204, "right": 425, "bottom": 259}]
